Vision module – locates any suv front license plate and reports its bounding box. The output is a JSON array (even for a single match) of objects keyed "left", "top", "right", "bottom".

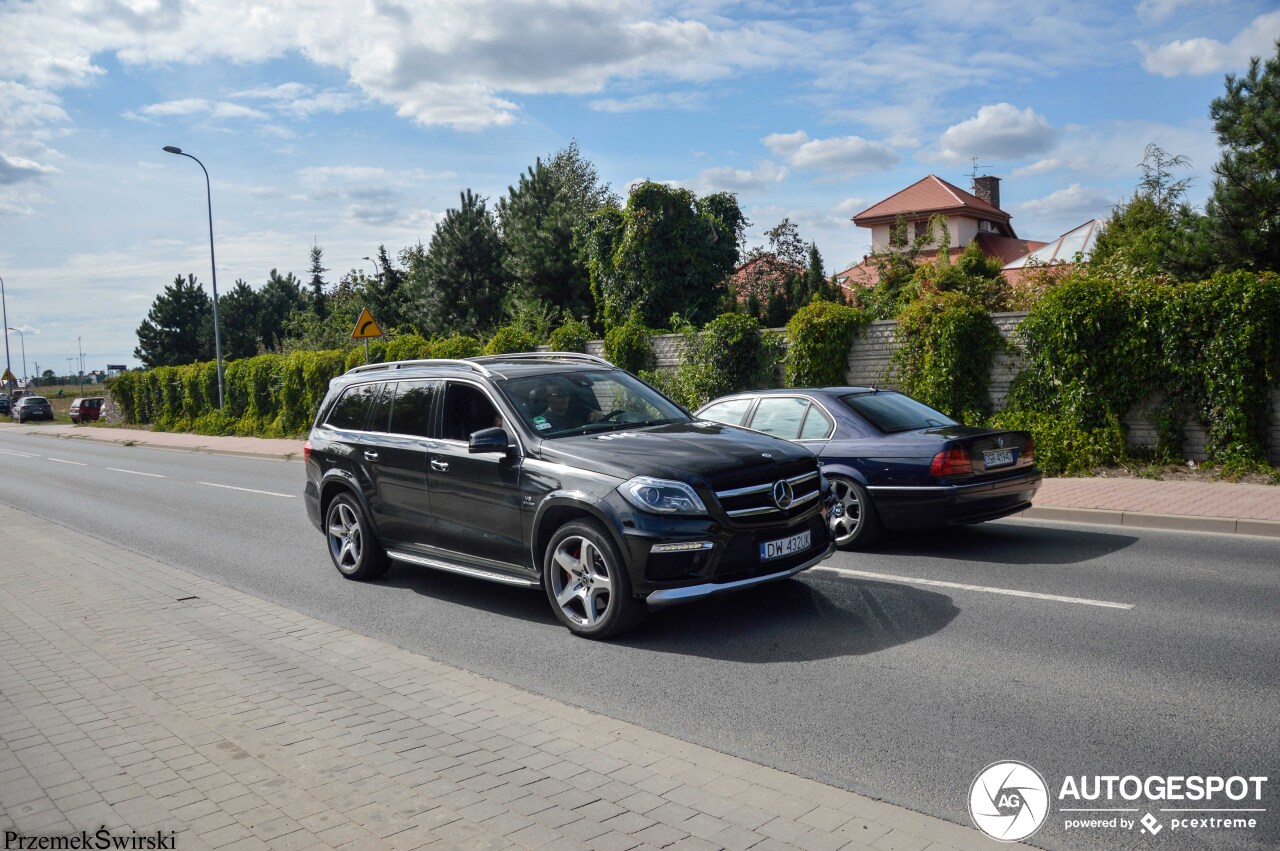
[{"left": 760, "top": 530, "right": 811, "bottom": 562}]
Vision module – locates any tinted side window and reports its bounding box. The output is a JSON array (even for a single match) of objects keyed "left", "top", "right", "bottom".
[
  {"left": 440, "top": 383, "right": 500, "bottom": 441},
  {"left": 367, "top": 383, "right": 393, "bottom": 433},
  {"left": 389, "top": 380, "right": 439, "bottom": 438},
  {"left": 700, "top": 398, "right": 753, "bottom": 426},
  {"left": 325, "top": 383, "right": 379, "bottom": 431},
  {"left": 749, "top": 397, "right": 810, "bottom": 440},
  {"left": 799, "top": 404, "right": 833, "bottom": 439}
]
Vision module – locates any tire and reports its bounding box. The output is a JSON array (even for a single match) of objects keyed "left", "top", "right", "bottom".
[
  {"left": 828, "top": 476, "right": 881, "bottom": 550},
  {"left": 324, "top": 492, "right": 389, "bottom": 580},
  {"left": 543, "top": 519, "right": 645, "bottom": 638}
]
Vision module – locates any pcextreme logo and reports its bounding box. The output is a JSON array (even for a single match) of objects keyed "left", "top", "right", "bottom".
[{"left": 969, "top": 761, "right": 1050, "bottom": 841}]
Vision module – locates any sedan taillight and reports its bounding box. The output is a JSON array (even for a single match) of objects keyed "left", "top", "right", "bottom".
[
  {"left": 303, "top": 441, "right": 312, "bottom": 462},
  {"left": 1024, "top": 435, "right": 1034, "bottom": 460},
  {"left": 930, "top": 447, "right": 973, "bottom": 477}
]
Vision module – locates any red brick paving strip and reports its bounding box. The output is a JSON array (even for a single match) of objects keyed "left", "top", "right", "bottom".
[{"left": 1035, "top": 478, "right": 1280, "bottom": 522}]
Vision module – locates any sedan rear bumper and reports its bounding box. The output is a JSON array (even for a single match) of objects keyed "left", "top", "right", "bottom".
[{"left": 867, "top": 470, "right": 1043, "bottom": 529}]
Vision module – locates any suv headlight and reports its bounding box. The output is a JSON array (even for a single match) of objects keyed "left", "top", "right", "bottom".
[{"left": 618, "top": 477, "right": 707, "bottom": 515}]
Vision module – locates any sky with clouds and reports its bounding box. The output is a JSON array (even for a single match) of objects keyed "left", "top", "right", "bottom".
[{"left": 2, "top": 0, "right": 1278, "bottom": 373}]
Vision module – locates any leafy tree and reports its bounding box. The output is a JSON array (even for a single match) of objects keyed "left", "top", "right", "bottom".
[
  {"left": 307, "top": 244, "right": 328, "bottom": 318},
  {"left": 406, "top": 190, "right": 509, "bottom": 337},
  {"left": 218, "top": 279, "right": 264, "bottom": 359},
  {"left": 914, "top": 240, "right": 1010, "bottom": 311},
  {"left": 546, "top": 139, "right": 619, "bottom": 221},
  {"left": 258, "top": 269, "right": 308, "bottom": 351},
  {"left": 1091, "top": 144, "right": 1209, "bottom": 280},
  {"left": 498, "top": 159, "right": 593, "bottom": 318},
  {"left": 134, "top": 274, "right": 212, "bottom": 367},
  {"left": 1205, "top": 39, "right": 1280, "bottom": 273},
  {"left": 585, "top": 181, "right": 746, "bottom": 328}
]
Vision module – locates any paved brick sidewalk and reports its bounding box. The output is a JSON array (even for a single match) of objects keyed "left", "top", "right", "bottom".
[
  {"left": 1023, "top": 478, "right": 1280, "bottom": 536},
  {"left": 0, "top": 504, "right": 1014, "bottom": 851}
]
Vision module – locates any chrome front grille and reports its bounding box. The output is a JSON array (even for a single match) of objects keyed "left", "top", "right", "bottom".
[{"left": 714, "top": 469, "right": 821, "bottom": 519}]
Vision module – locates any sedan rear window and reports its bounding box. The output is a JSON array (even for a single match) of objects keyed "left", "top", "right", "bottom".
[{"left": 839, "top": 392, "right": 956, "bottom": 434}]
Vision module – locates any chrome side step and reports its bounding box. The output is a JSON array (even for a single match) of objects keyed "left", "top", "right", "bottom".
[{"left": 385, "top": 549, "right": 540, "bottom": 588}]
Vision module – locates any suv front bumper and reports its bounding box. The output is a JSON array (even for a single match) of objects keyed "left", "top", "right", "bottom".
[{"left": 645, "top": 541, "right": 835, "bottom": 607}]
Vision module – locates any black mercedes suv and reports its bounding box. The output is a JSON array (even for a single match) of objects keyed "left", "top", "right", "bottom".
[{"left": 303, "top": 353, "right": 835, "bottom": 638}]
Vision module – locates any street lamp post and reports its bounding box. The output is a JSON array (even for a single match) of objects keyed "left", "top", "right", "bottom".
[
  {"left": 1, "top": 274, "right": 12, "bottom": 393},
  {"left": 7, "top": 327, "right": 25, "bottom": 383},
  {"left": 163, "top": 146, "right": 224, "bottom": 410}
]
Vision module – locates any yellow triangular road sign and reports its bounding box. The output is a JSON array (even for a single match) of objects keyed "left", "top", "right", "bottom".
[
  {"left": 351, "top": 307, "right": 383, "bottom": 339},
  {"left": 1, "top": 368, "right": 14, "bottom": 382}
]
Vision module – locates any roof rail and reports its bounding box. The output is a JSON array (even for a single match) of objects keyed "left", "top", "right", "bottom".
[
  {"left": 344, "top": 358, "right": 492, "bottom": 377},
  {"left": 471, "top": 352, "right": 613, "bottom": 367}
]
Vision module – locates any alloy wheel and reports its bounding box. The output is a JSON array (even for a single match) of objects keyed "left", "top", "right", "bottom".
[
  {"left": 327, "top": 502, "right": 363, "bottom": 573},
  {"left": 550, "top": 535, "right": 614, "bottom": 627},
  {"left": 829, "top": 479, "right": 864, "bottom": 545}
]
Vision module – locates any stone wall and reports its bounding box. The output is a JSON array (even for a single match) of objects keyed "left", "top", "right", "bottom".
[{"left": 584, "top": 311, "right": 1280, "bottom": 463}]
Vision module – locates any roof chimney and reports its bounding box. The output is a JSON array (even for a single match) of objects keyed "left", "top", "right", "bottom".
[{"left": 972, "top": 175, "right": 1001, "bottom": 210}]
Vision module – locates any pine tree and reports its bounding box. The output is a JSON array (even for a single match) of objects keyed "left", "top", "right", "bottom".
[
  {"left": 407, "top": 190, "right": 509, "bottom": 337},
  {"left": 218, "top": 279, "right": 263, "bottom": 359},
  {"left": 1205, "top": 39, "right": 1280, "bottom": 272},
  {"left": 133, "top": 274, "right": 212, "bottom": 367},
  {"left": 498, "top": 159, "right": 593, "bottom": 318},
  {"left": 307, "top": 244, "right": 328, "bottom": 319},
  {"left": 258, "top": 269, "right": 307, "bottom": 351}
]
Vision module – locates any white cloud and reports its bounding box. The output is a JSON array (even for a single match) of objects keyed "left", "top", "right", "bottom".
[
  {"left": 936, "top": 103, "right": 1055, "bottom": 164},
  {"left": 0, "top": 152, "right": 58, "bottom": 185},
  {"left": 763, "top": 131, "right": 898, "bottom": 176},
  {"left": 0, "top": 0, "right": 799, "bottom": 131},
  {"left": 232, "top": 82, "right": 362, "bottom": 117},
  {"left": 1136, "top": 0, "right": 1218, "bottom": 23},
  {"left": 1010, "top": 157, "right": 1093, "bottom": 178},
  {"left": 1016, "top": 184, "right": 1114, "bottom": 219},
  {"left": 1139, "top": 11, "right": 1280, "bottom": 77},
  {"left": 588, "top": 91, "right": 705, "bottom": 112},
  {"left": 694, "top": 160, "right": 787, "bottom": 194},
  {"left": 833, "top": 197, "right": 867, "bottom": 216},
  {"left": 130, "top": 99, "right": 270, "bottom": 121}
]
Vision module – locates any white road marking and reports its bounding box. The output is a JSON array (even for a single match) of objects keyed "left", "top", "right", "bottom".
[
  {"left": 813, "top": 566, "right": 1134, "bottom": 610},
  {"left": 0, "top": 448, "right": 38, "bottom": 457},
  {"left": 198, "top": 481, "right": 296, "bottom": 498},
  {"left": 46, "top": 457, "right": 88, "bottom": 466},
  {"left": 107, "top": 467, "right": 165, "bottom": 478}
]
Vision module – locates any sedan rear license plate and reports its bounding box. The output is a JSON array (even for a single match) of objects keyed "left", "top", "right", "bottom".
[
  {"left": 760, "top": 530, "right": 811, "bottom": 561},
  {"left": 984, "top": 448, "right": 1014, "bottom": 468}
]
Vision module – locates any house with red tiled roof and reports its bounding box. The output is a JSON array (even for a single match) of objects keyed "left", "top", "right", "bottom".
[{"left": 834, "top": 174, "right": 1101, "bottom": 290}]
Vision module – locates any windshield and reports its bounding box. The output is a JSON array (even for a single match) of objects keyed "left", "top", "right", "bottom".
[
  {"left": 840, "top": 391, "right": 957, "bottom": 433},
  {"left": 498, "top": 370, "right": 689, "bottom": 438}
]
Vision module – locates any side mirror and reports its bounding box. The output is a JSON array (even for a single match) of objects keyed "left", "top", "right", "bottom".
[{"left": 468, "top": 427, "right": 510, "bottom": 454}]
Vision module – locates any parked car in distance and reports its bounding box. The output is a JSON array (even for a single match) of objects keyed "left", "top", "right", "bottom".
[
  {"left": 11, "top": 395, "right": 54, "bottom": 423},
  {"left": 0, "top": 396, "right": 9, "bottom": 415},
  {"left": 695, "top": 388, "right": 1042, "bottom": 549},
  {"left": 304, "top": 353, "right": 835, "bottom": 638},
  {"left": 70, "top": 396, "right": 104, "bottom": 423}
]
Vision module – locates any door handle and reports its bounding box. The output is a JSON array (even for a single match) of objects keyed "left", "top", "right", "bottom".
[
  {"left": 363, "top": 450, "right": 379, "bottom": 461},
  {"left": 431, "top": 458, "right": 449, "bottom": 472}
]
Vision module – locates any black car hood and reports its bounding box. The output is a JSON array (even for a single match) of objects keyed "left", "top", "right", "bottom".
[{"left": 535, "top": 421, "right": 813, "bottom": 483}]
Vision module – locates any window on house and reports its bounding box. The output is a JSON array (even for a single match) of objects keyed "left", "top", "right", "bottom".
[{"left": 914, "top": 220, "right": 929, "bottom": 240}]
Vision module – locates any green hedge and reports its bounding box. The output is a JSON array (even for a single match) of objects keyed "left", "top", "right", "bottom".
[
  {"left": 484, "top": 325, "right": 540, "bottom": 355},
  {"left": 547, "top": 319, "right": 593, "bottom": 353},
  {"left": 603, "top": 315, "right": 656, "bottom": 373},
  {"left": 784, "top": 301, "right": 868, "bottom": 387},
  {"left": 431, "top": 334, "right": 482, "bottom": 359},
  {"left": 111, "top": 349, "right": 350, "bottom": 438},
  {"left": 997, "top": 270, "right": 1280, "bottom": 473},
  {"left": 890, "top": 291, "right": 1002, "bottom": 424},
  {"left": 661, "top": 313, "right": 782, "bottom": 409}
]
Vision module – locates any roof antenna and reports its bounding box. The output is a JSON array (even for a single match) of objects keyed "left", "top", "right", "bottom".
[{"left": 969, "top": 157, "right": 992, "bottom": 181}]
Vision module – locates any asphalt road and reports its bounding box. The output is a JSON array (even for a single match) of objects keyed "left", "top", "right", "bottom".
[{"left": 2, "top": 429, "right": 1277, "bottom": 851}]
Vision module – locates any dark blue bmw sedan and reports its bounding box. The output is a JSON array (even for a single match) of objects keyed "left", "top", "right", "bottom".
[{"left": 695, "top": 388, "right": 1042, "bottom": 549}]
